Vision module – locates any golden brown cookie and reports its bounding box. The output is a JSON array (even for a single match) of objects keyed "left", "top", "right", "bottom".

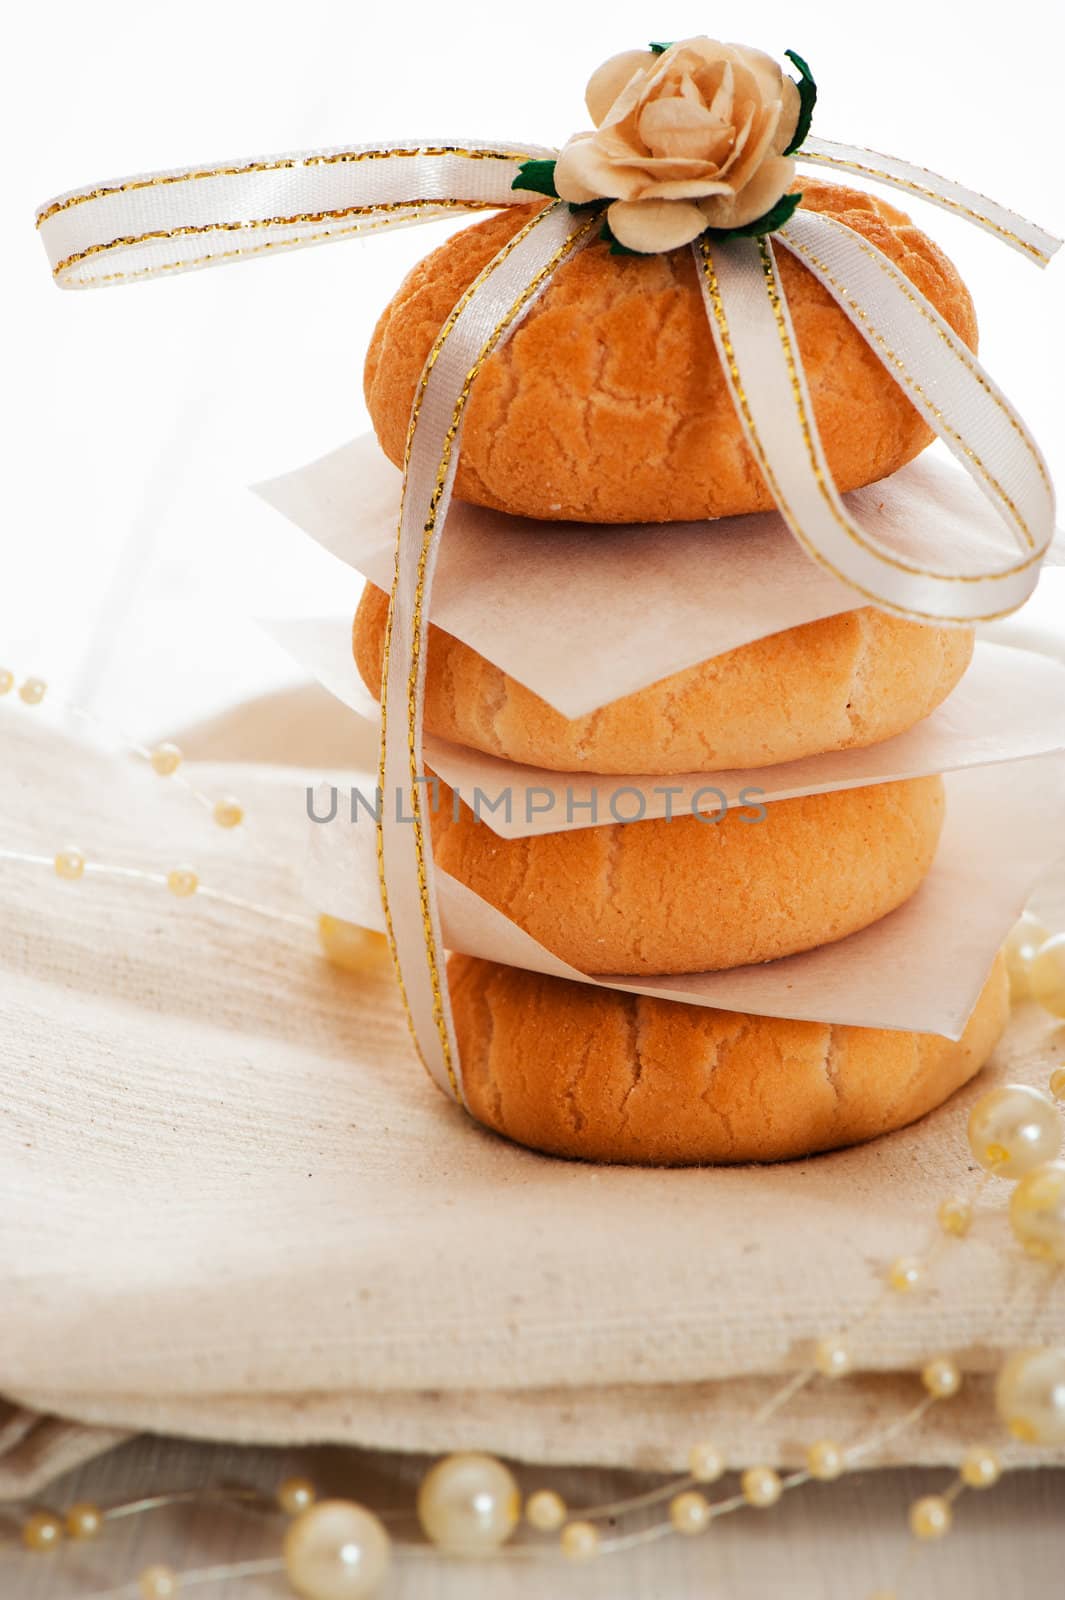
[
  {"left": 431, "top": 776, "right": 944, "bottom": 976},
  {"left": 449, "top": 951, "right": 1008, "bottom": 1164},
  {"left": 364, "top": 180, "right": 977, "bottom": 524},
  {"left": 354, "top": 584, "right": 973, "bottom": 775}
]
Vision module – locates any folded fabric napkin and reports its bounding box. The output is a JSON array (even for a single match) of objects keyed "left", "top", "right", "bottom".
[{"left": 1, "top": 699, "right": 1063, "bottom": 1500}]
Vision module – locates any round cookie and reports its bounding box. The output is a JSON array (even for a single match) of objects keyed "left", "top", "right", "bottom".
[
  {"left": 449, "top": 952, "right": 1009, "bottom": 1164},
  {"left": 354, "top": 585, "right": 973, "bottom": 775},
  {"left": 430, "top": 776, "right": 944, "bottom": 976},
  {"left": 364, "top": 179, "right": 977, "bottom": 524}
]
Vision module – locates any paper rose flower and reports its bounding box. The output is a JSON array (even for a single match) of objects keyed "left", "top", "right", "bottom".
[{"left": 552, "top": 38, "right": 807, "bottom": 253}]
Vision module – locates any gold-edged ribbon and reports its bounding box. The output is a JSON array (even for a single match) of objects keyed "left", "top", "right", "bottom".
[
  {"left": 36, "top": 140, "right": 553, "bottom": 287},
  {"left": 376, "top": 201, "right": 597, "bottom": 1099},
  {"left": 694, "top": 215, "right": 1055, "bottom": 623},
  {"left": 35, "top": 134, "right": 1061, "bottom": 1101},
  {"left": 799, "top": 137, "right": 1060, "bottom": 265}
]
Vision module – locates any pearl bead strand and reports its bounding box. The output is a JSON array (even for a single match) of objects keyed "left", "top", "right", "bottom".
[
  {"left": 2, "top": 665, "right": 403, "bottom": 973},
  {"left": 2, "top": 665, "right": 247, "bottom": 833},
  {"left": 880, "top": 957, "right": 1065, "bottom": 1590},
  {"left": 3, "top": 1324, "right": 1053, "bottom": 1597},
  {"left": 0, "top": 842, "right": 318, "bottom": 936}
]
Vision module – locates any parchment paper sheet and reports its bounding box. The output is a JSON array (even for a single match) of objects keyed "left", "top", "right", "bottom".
[
  {"left": 307, "top": 755, "right": 1065, "bottom": 1039},
  {"left": 258, "top": 438, "right": 1063, "bottom": 718},
  {"left": 265, "top": 622, "right": 1065, "bottom": 830}
]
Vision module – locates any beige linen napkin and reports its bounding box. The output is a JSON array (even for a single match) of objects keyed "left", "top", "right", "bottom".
[{"left": 1, "top": 698, "right": 1064, "bottom": 1500}]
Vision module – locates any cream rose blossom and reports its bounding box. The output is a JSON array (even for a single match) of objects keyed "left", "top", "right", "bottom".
[{"left": 553, "top": 38, "right": 803, "bottom": 252}]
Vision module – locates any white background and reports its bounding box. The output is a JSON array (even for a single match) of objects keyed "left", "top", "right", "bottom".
[{"left": 4, "top": 0, "right": 1064, "bottom": 739}]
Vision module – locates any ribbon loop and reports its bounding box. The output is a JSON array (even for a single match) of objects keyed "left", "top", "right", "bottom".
[
  {"left": 37, "top": 140, "right": 553, "bottom": 288},
  {"left": 778, "top": 210, "right": 1055, "bottom": 558},
  {"left": 800, "top": 137, "right": 1062, "bottom": 265},
  {"left": 694, "top": 232, "right": 1049, "bottom": 623}
]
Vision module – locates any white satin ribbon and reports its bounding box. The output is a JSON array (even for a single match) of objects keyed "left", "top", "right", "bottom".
[
  {"left": 694, "top": 230, "right": 1051, "bottom": 622},
  {"left": 36, "top": 139, "right": 553, "bottom": 288},
  {"left": 379, "top": 201, "right": 596, "bottom": 1099},
  {"left": 781, "top": 211, "right": 1056, "bottom": 553},
  {"left": 801, "top": 137, "right": 1062, "bottom": 265},
  {"left": 37, "top": 134, "right": 1061, "bottom": 290}
]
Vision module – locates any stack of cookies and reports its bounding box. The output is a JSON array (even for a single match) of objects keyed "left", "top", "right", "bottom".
[{"left": 354, "top": 181, "right": 1011, "bottom": 1166}]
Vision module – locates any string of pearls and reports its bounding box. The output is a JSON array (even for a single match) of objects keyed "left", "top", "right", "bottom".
[
  {"left": 0, "top": 668, "right": 245, "bottom": 828},
  {"left": 2, "top": 671, "right": 1065, "bottom": 1595},
  {"left": 2, "top": 1333, "right": 1056, "bottom": 1600},
  {"left": 0, "top": 665, "right": 395, "bottom": 965}
]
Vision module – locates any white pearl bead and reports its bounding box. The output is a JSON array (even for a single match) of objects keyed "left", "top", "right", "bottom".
[
  {"left": 688, "top": 1441, "right": 725, "bottom": 1482},
  {"left": 416, "top": 1453, "right": 519, "bottom": 1556},
  {"left": 150, "top": 742, "right": 182, "bottom": 777},
  {"left": 139, "top": 1569, "right": 178, "bottom": 1600},
  {"left": 996, "top": 1347, "right": 1065, "bottom": 1444},
  {"left": 1029, "top": 934, "right": 1065, "bottom": 1019},
  {"left": 212, "top": 795, "right": 244, "bottom": 830},
  {"left": 278, "top": 1476, "right": 317, "bottom": 1516},
  {"left": 813, "top": 1336, "right": 852, "bottom": 1378},
  {"left": 166, "top": 867, "right": 199, "bottom": 899},
  {"left": 909, "top": 1494, "right": 951, "bottom": 1540},
  {"left": 18, "top": 677, "right": 46, "bottom": 706},
  {"left": 960, "top": 1446, "right": 1001, "bottom": 1489},
  {"left": 805, "top": 1439, "right": 844, "bottom": 1480},
  {"left": 65, "top": 1502, "right": 102, "bottom": 1540},
  {"left": 560, "top": 1520, "right": 599, "bottom": 1561},
  {"left": 282, "top": 1501, "right": 391, "bottom": 1600},
  {"left": 887, "top": 1256, "right": 923, "bottom": 1294},
  {"left": 22, "top": 1512, "right": 63, "bottom": 1551},
  {"left": 1009, "top": 1161, "right": 1065, "bottom": 1263},
  {"left": 669, "top": 1490, "right": 711, "bottom": 1534},
  {"left": 741, "top": 1466, "right": 781, "bottom": 1508},
  {"left": 967, "top": 1084, "right": 1062, "bottom": 1178},
  {"left": 1004, "top": 912, "right": 1050, "bottom": 1000},
  {"left": 524, "top": 1489, "right": 566, "bottom": 1531},
  {"left": 54, "top": 847, "right": 85, "bottom": 881},
  {"left": 921, "top": 1357, "right": 962, "bottom": 1399}
]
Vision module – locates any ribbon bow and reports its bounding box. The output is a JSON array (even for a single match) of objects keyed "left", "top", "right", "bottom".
[{"left": 36, "top": 114, "right": 1062, "bottom": 1104}]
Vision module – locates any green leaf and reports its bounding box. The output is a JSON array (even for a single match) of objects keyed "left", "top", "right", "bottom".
[
  {"left": 782, "top": 49, "right": 817, "bottom": 154},
  {"left": 599, "top": 216, "right": 639, "bottom": 256},
  {"left": 648, "top": 40, "right": 673, "bottom": 54},
  {"left": 512, "top": 158, "right": 559, "bottom": 199},
  {"left": 704, "top": 190, "right": 803, "bottom": 241}
]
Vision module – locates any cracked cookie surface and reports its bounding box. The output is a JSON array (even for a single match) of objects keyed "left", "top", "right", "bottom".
[
  {"left": 354, "top": 586, "right": 974, "bottom": 775},
  {"left": 449, "top": 952, "right": 1008, "bottom": 1163},
  {"left": 431, "top": 775, "right": 945, "bottom": 976},
  {"left": 364, "top": 179, "right": 977, "bottom": 523}
]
